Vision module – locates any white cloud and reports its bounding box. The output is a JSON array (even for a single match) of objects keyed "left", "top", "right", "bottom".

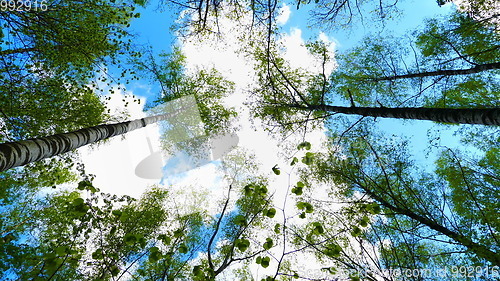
[
  {"left": 81, "top": 12, "right": 334, "bottom": 277},
  {"left": 178, "top": 10, "right": 332, "bottom": 222},
  {"left": 277, "top": 4, "right": 291, "bottom": 25},
  {"left": 318, "top": 32, "right": 329, "bottom": 43},
  {"left": 178, "top": 10, "right": 334, "bottom": 175},
  {"left": 280, "top": 28, "right": 312, "bottom": 70},
  {"left": 80, "top": 9, "right": 336, "bottom": 206},
  {"left": 318, "top": 31, "right": 338, "bottom": 52},
  {"left": 179, "top": 16, "right": 289, "bottom": 179},
  {"left": 279, "top": 28, "right": 337, "bottom": 75},
  {"left": 181, "top": 34, "right": 254, "bottom": 87}
]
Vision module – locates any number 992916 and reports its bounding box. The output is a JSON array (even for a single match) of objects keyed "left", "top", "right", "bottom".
[{"left": 0, "top": 0, "right": 48, "bottom": 11}]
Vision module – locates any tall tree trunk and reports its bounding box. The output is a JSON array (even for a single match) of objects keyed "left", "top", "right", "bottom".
[
  {"left": 372, "top": 62, "right": 500, "bottom": 81},
  {"left": 0, "top": 113, "right": 175, "bottom": 173},
  {"left": 293, "top": 104, "right": 500, "bottom": 125},
  {"left": 350, "top": 176, "right": 500, "bottom": 265}
]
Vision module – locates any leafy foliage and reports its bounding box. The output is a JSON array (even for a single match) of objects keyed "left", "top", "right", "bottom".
[
  {"left": 134, "top": 47, "right": 238, "bottom": 162},
  {"left": 301, "top": 124, "right": 499, "bottom": 272},
  {"left": 332, "top": 11, "right": 500, "bottom": 109},
  {"left": 0, "top": 0, "right": 142, "bottom": 141},
  {"left": 1, "top": 0, "right": 498, "bottom": 280}
]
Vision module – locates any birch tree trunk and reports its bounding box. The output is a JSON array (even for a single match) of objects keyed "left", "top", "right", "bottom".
[
  {"left": 295, "top": 104, "right": 500, "bottom": 125},
  {"left": 0, "top": 113, "right": 174, "bottom": 172}
]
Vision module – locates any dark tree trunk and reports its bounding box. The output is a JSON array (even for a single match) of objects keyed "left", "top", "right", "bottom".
[
  {"left": 355, "top": 177, "right": 500, "bottom": 265},
  {"left": 372, "top": 62, "right": 500, "bottom": 81},
  {"left": 295, "top": 104, "right": 500, "bottom": 125}
]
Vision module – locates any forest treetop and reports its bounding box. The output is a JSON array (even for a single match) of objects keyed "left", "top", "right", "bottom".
[{"left": 0, "top": 0, "right": 498, "bottom": 280}]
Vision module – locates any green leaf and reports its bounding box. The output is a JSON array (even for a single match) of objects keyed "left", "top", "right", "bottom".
[
  {"left": 173, "top": 229, "right": 183, "bottom": 238},
  {"left": 179, "top": 244, "right": 188, "bottom": 254},
  {"left": 158, "top": 234, "right": 171, "bottom": 245},
  {"left": 193, "top": 265, "right": 204, "bottom": 277},
  {"left": 263, "top": 238, "right": 273, "bottom": 250},
  {"left": 234, "top": 215, "right": 247, "bottom": 226},
  {"left": 112, "top": 210, "right": 122, "bottom": 217},
  {"left": 110, "top": 226, "right": 117, "bottom": 236},
  {"left": 72, "top": 198, "right": 84, "bottom": 205},
  {"left": 149, "top": 248, "right": 162, "bottom": 262},
  {"left": 124, "top": 234, "right": 137, "bottom": 245},
  {"left": 45, "top": 252, "right": 56, "bottom": 260},
  {"left": 77, "top": 180, "right": 90, "bottom": 190},
  {"left": 325, "top": 244, "right": 342, "bottom": 257},
  {"left": 55, "top": 246, "right": 67, "bottom": 256},
  {"left": 297, "top": 141, "right": 311, "bottom": 150},
  {"left": 138, "top": 237, "right": 147, "bottom": 248},
  {"left": 257, "top": 185, "right": 268, "bottom": 195},
  {"left": 367, "top": 203, "right": 381, "bottom": 214},
  {"left": 359, "top": 216, "right": 369, "bottom": 227},
  {"left": 301, "top": 152, "right": 314, "bottom": 165},
  {"left": 110, "top": 265, "right": 120, "bottom": 276},
  {"left": 92, "top": 249, "right": 103, "bottom": 260},
  {"left": 290, "top": 157, "right": 299, "bottom": 166},
  {"left": 265, "top": 208, "right": 276, "bottom": 218},
  {"left": 88, "top": 185, "right": 98, "bottom": 193},
  {"left": 297, "top": 202, "right": 313, "bottom": 213},
  {"left": 291, "top": 185, "right": 303, "bottom": 195},
  {"left": 236, "top": 239, "right": 250, "bottom": 252},
  {"left": 305, "top": 204, "right": 313, "bottom": 213},
  {"left": 261, "top": 256, "right": 270, "bottom": 268},
  {"left": 297, "top": 201, "right": 305, "bottom": 209},
  {"left": 274, "top": 223, "right": 281, "bottom": 234},
  {"left": 312, "top": 222, "right": 324, "bottom": 235},
  {"left": 119, "top": 211, "right": 129, "bottom": 222},
  {"left": 77, "top": 180, "right": 97, "bottom": 192},
  {"left": 272, "top": 165, "right": 281, "bottom": 175},
  {"left": 244, "top": 184, "right": 254, "bottom": 195},
  {"left": 351, "top": 226, "right": 362, "bottom": 237},
  {"left": 45, "top": 257, "right": 62, "bottom": 271}
]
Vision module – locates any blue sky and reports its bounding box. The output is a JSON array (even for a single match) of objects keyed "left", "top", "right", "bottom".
[
  {"left": 279, "top": 0, "right": 463, "bottom": 167},
  {"left": 3, "top": 1, "right": 492, "bottom": 279},
  {"left": 115, "top": 0, "right": 460, "bottom": 177},
  {"left": 279, "top": 0, "right": 454, "bottom": 50},
  {"left": 72, "top": 0, "right": 491, "bottom": 279},
  {"left": 126, "top": 0, "right": 456, "bottom": 101},
  {"left": 79, "top": 0, "right": 468, "bottom": 196}
]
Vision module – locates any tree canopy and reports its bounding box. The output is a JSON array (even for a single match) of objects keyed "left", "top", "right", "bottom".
[{"left": 0, "top": 0, "right": 498, "bottom": 280}]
